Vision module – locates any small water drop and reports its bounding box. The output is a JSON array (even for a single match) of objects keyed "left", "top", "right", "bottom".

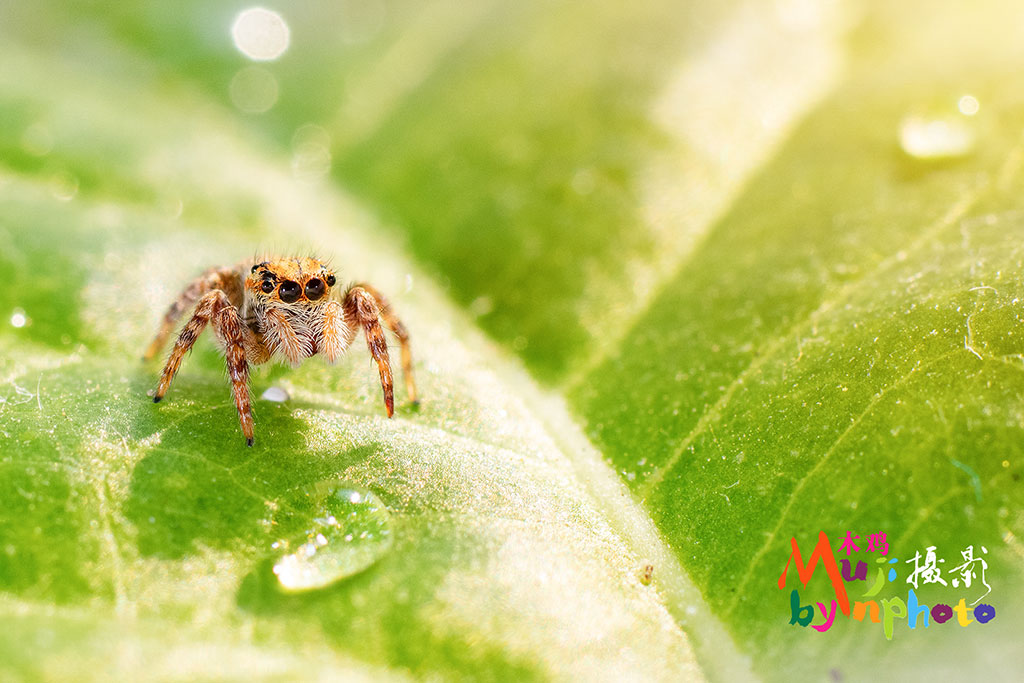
[
  {"left": 272, "top": 482, "right": 393, "bottom": 592},
  {"left": 899, "top": 115, "right": 974, "bottom": 160},
  {"left": 260, "top": 386, "right": 290, "bottom": 402}
]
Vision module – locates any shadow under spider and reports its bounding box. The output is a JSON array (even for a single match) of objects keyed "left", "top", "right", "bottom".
[{"left": 124, "top": 373, "right": 385, "bottom": 560}]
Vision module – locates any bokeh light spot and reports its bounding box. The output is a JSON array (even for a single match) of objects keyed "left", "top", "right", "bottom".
[
  {"left": 291, "top": 123, "right": 333, "bottom": 180},
  {"left": 231, "top": 7, "right": 290, "bottom": 61},
  {"left": 229, "top": 66, "right": 279, "bottom": 114},
  {"left": 958, "top": 94, "right": 980, "bottom": 116}
]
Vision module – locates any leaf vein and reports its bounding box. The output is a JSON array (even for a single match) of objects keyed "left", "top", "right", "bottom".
[{"left": 723, "top": 349, "right": 961, "bottom": 616}]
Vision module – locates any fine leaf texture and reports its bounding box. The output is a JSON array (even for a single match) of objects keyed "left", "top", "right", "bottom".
[{"left": 573, "top": 1, "right": 1024, "bottom": 679}]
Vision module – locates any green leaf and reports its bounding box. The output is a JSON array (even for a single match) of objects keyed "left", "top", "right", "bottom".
[
  {"left": 6, "top": 0, "right": 1024, "bottom": 680},
  {"left": 329, "top": 0, "right": 847, "bottom": 384},
  {"left": 570, "top": 2, "right": 1024, "bottom": 679},
  {"left": 0, "top": 38, "right": 718, "bottom": 682}
]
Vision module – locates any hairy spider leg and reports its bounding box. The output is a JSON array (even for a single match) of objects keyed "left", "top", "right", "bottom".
[
  {"left": 143, "top": 266, "right": 241, "bottom": 360},
  {"left": 352, "top": 282, "right": 417, "bottom": 403},
  {"left": 344, "top": 286, "right": 395, "bottom": 418},
  {"left": 153, "top": 289, "right": 255, "bottom": 446}
]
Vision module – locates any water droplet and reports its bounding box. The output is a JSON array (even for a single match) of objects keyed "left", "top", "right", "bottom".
[
  {"left": 272, "top": 482, "right": 393, "bottom": 592},
  {"left": 260, "top": 386, "right": 290, "bottom": 402},
  {"left": 899, "top": 115, "right": 974, "bottom": 160},
  {"left": 231, "top": 7, "right": 290, "bottom": 61}
]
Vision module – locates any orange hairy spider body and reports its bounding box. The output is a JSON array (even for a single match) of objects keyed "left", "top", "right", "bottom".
[{"left": 144, "top": 256, "right": 416, "bottom": 446}]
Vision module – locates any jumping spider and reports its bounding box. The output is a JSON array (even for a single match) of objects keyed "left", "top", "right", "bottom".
[{"left": 144, "top": 256, "right": 417, "bottom": 446}]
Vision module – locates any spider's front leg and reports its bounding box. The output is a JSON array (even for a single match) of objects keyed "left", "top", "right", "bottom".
[
  {"left": 143, "top": 266, "right": 240, "bottom": 361},
  {"left": 351, "top": 282, "right": 417, "bottom": 404},
  {"left": 153, "top": 289, "right": 256, "bottom": 446},
  {"left": 344, "top": 285, "right": 395, "bottom": 417}
]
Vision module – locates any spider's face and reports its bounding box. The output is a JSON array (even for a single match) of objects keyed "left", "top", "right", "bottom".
[{"left": 246, "top": 257, "right": 337, "bottom": 307}]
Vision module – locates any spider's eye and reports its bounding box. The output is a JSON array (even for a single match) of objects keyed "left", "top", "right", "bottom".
[
  {"left": 278, "top": 280, "right": 301, "bottom": 303},
  {"left": 325, "top": 274, "right": 336, "bottom": 287},
  {"left": 305, "top": 278, "right": 325, "bottom": 301},
  {"left": 260, "top": 280, "right": 274, "bottom": 294}
]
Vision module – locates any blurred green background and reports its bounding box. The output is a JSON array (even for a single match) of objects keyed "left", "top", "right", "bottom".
[{"left": 2, "top": 0, "right": 1024, "bottom": 681}]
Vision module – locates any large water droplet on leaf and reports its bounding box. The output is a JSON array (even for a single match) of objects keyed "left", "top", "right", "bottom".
[{"left": 272, "top": 483, "right": 393, "bottom": 592}]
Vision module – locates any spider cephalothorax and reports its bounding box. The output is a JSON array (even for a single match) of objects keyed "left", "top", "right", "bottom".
[{"left": 144, "top": 256, "right": 416, "bottom": 446}]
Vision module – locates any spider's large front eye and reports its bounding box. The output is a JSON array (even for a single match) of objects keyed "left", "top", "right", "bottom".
[
  {"left": 304, "top": 278, "right": 325, "bottom": 301},
  {"left": 278, "top": 280, "right": 301, "bottom": 303},
  {"left": 260, "top": 280, "right": 274, "bottom": 294}
]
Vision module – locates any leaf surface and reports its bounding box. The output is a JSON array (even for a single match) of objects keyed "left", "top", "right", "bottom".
[
  {"left": 3, "top": 0, "right": 1024, "bottom": 680},
  {"left": 0, "top": 39, "right": 711, "bottom": 682}
]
